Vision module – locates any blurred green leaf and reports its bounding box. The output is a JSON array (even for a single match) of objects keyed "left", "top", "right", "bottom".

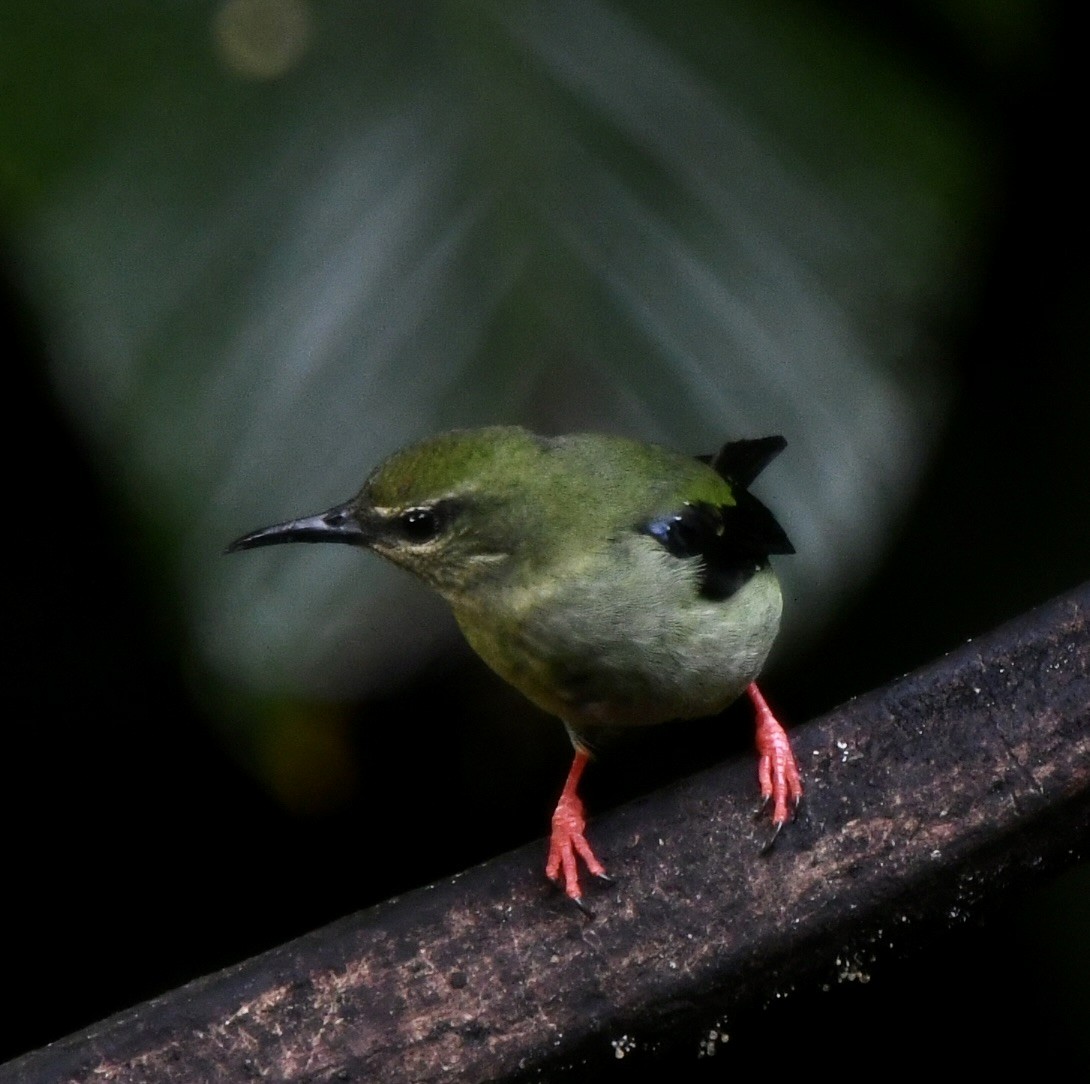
[{"left": 5, "top": 0, "right": 983, "bottom": 706}]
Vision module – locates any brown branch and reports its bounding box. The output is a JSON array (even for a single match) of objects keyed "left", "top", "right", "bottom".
[{"left": 4, "top": 585, "right": 1088, "bottom": 1083}]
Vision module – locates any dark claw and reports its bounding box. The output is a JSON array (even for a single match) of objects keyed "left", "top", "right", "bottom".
[
  {"left": 759, "top": 819, "right": 785, "bottom": 855},
  {"left": 593, "top": 871, "right": 617, "bottom": 887},
  {"left": 570, "top": 895, "right": 595, "bottom": 918},
  {"left": 753, "top": 795, "right": 773, "bottom": 820}
]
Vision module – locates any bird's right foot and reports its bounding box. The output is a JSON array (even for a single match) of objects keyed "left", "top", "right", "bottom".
[{"left": 545, "top": 749, "right": 609, "bottom": 913}]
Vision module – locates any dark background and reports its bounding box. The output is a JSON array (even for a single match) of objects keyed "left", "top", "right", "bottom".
[{"left": 3, "top": 0, "right": 1088, "bottom": 1074}]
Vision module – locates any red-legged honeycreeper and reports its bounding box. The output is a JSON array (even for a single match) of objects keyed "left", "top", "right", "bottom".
[{"left": 227, "top": 426, "right": 801, "bottom": 911}]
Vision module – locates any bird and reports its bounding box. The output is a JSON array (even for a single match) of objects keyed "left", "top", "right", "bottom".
[{"left": 227, "top": 425, "right": 802, "bottom": 911}]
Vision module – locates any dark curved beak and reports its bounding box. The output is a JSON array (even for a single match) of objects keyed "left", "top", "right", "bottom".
[{"left": 225, "top": 500, "right": 370, "bottom": 554}]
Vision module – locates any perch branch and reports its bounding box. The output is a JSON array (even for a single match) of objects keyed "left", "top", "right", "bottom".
[{"left": 4, "top": 585, "right": 1087, "bottom": 1083}]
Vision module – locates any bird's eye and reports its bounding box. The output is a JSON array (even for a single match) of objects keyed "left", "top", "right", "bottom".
[{"left": 397, "top": 507, "right": 442, "bottom": 543}]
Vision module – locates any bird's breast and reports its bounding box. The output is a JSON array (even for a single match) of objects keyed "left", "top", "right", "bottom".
[{"left": 450, "top": 539, "right": 783, "bottom": 730}]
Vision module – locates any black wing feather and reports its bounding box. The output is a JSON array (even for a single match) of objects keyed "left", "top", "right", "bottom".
[
  {"left": 643, "top": 435, "right": 793, "bottom": 600},
  {"left": 696, "top": 435, "right": 787, "bottom": 488}
]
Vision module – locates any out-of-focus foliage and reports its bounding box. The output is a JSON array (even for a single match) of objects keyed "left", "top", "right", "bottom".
[
  {"left": 5, "top": 0, "right": 979, "bottom": 711},
  {"left": 3, "top": 0, "right": 1087, "bottom": 1072}
]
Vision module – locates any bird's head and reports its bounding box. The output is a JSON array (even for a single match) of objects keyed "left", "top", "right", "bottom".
[{"left": 226, "top": 427, "right": 558, "bottom": 597}]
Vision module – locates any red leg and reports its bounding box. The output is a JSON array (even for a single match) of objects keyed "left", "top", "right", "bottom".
[
  {"left": 545, "top": 748, "right": 608, "bottom": 908},
  {"left": 747, "top": 682, "right": 803, "bottom": 827}
]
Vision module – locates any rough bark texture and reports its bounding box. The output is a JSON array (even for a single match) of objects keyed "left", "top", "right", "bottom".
[{"left": 4, "top": 585, "right": 1088, "bottom": 1083}]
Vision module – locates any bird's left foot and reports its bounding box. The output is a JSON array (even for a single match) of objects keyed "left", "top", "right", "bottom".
[
  {"left": 546, "top": 750, "right": 610, "bottom": 913},
  {"left": 747, "top": 683, "right": 803, "bottom": 844}
]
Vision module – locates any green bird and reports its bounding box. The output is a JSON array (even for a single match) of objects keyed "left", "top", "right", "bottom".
[{"left": 227, "top": 426, "right": 801, "bottom": 910}]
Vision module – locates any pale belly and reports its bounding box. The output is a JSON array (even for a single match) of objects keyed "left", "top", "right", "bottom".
[{"left": 453, "top": 549, "right": 783, "bottom": 732}]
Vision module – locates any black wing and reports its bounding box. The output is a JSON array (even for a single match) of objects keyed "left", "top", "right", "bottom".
[
  {"left": 696, "top": 435, "right": 787, "bottom": 488},
  {"left": 642, "top": 435, "right": 793, "bottom": 600}
]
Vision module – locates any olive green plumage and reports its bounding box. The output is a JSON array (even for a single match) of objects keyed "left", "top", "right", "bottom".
[{"left": 228, "top": 425, "right": 793, "bottom": 751}]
